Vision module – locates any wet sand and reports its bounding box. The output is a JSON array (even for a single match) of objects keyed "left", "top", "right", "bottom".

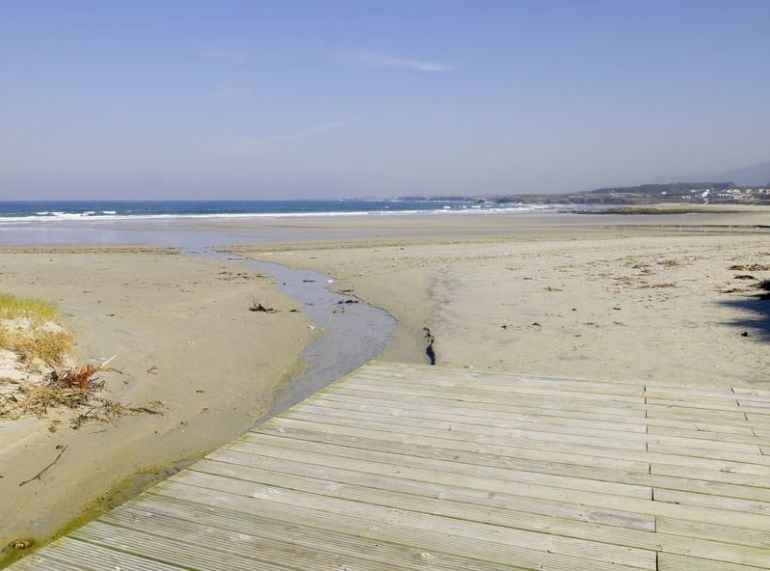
[{"left": 1, "top": 209, "right": 770, "bottom": 561}]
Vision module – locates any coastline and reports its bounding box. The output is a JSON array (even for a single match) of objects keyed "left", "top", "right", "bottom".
[{"left": 2, "top": 209, "right": 770, "bottom": 564}]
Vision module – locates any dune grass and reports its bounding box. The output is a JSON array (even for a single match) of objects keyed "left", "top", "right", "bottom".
[
  {"left": 0, "top": 293, "right": 57, "bottom": 321},
  {"left": 0, "top": 293, "right": 73, "bottom": 367}
]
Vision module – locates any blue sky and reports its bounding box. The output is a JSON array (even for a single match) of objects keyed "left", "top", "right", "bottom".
[{"left": 1, "top": 0, "right": 769, "bottom": 199}]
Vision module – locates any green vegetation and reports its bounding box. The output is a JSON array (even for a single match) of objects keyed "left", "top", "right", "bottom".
[
  {"left": 0, "top": 294, "right": 57, "bottom": 321},
  {"left": 0, "top": 457, "right": 197, "bottom": 569},
  {"left": 0, "top": 294, "right": 73, "bottom": 367},
  {"left": 582, "top": 207, "right": 744, "bottom": 215}
]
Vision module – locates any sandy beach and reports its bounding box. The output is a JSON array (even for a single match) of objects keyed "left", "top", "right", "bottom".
[
  {"left": 1, "top": 210, "right": 770, "bottom": 562},
  {"left": 0, "top": 248, "right": 313, "bottom": 557},
  {"left": 231, "top": 210, "right": 770, "bottom": 386}
]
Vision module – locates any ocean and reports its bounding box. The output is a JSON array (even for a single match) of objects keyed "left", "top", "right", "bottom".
[{"left": 0, "top": 199, "right": 567, "bottom": 222}]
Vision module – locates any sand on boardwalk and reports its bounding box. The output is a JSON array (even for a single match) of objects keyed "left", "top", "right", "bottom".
[
  {"left": 1, "top": 209, "right": 770, "bottom": 562},
  {"left": 0, "top": 248, "right": 313, "bottom": 555}
]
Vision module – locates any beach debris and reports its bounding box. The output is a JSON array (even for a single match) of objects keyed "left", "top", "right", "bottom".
[
  {"left": 531, "top": 322, "right": 541, "bottom": 327},
  {"left": 337, "top": 299, "right": 359, "bottom": 305},
  {"left": 1, "top": 354, "right": 165, "bottom": 428},
  {"left": 741, "top": 331, "right": 750, "bottom": 337},
  {"left": 18, "top": 445, "right": 68, "bottom": 487},
  {"left": 719, "top": 287, "right": 746, "bottom": 294},
  {"left": 5, "top": 539, "right": 33, "bottom": 551},
  {"left": 728, "top": 264, "right": 770, "bottom": 271},
  {"left": 249, "top": 297, "right": 277, "bottom": 313},
  {"left": 734, "top": 274, "right": 756, "bottom": 280},
  {"left": 302, "top": 279, "right": 316, "bottom": 283},
  {"left": 52, "top": 364, "right": 99, "bottom": 390},
  {"left": 423, "top": 327, "right": 437, "bottom": 366},
  {"left": 637, "top": 282, "right": 677, "bottom": 289},
  {"left": 147, "top": 365, "right": 159, "bottom": 374}
]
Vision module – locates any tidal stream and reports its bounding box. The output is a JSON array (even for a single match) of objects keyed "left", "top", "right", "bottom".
[{"left": 0, "top": 221, "right": 397, "bottom": 416}]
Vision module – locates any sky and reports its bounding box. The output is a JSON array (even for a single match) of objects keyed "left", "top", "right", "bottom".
[{"left": 1, "top": 0, "right": 769, "bottom": 200}]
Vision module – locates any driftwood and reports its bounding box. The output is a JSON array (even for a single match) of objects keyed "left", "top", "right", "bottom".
[{"left": 19, "top": 446, "right": 68, "bottom": 487}]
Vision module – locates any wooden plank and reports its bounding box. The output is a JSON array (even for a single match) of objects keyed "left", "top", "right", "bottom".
[
  {"left": 234, "top": 433, "right": 770, "bottom": 531},
  {"left": 15, "top": 537, "right": 190, "bottom": 571},
  {"left": 73, "top": 519, "right": 357, "bottom": 571},
  {"left": 294, "top": 402, "right": 650, "bottom": 443},
  {"left": 85, "top": 514, "right": 425, "bottom": 571},
  {"left": 647, "top": 425, "right": 770, "bottom": 447},
  {"left": 106, "top": 501, "right": 530, "bottom": 571},
  {"left": 11, "top": 362, "right": 770, "bottom": 571},
  {"left": 315, "top": 390, "right": 655, "bottom": 430},
  {"left": 309, "top": 394, "right": 651, "bottom": 434},
  {"left": 656, "top": 517, "right": 770, "bottom": 549},
  {"left": 337, "top": 381, "right": 650, "bottom": 414},
  {"left": 653, "top": 488, "right": 770, "bottom": 515},
  {"left": 284, "top": 408, "right": 649, "bottom": 451},
  {"left": 235, "top": 435, "right": 653, "bottom": 501},
  {"left": 351, "top": 371, "right": 646, "bottom": 401},
  {"left": 647, "top": 442, "right": 770, "bottom": 467},
  {"left": 650, "top": 462, "right": 770, "bottom": 488},
  {"left": 192, "top": 456, "right": 770, "bottom": 567},
  {"left": 239, "top": 431, "right": 770, "bottom": 504},
  {"left": 180, "top": 459, "right": 657, "bottom": 568},
  {"left": 255, "top": 417, "right": 770, "bottom": 477},
  {"left": 199, "top": 452, "right": 656, "bottom": 532},
  {"left": 658, "top": 553, "right": 769, "bottom": 571},
  {"left": 149, "top": 482, "right": 650, "bottom": 571},
  {"left": 316, "top": 391, "right": 759, "bottom": 435},
  {"left": 363, "top": 362, "right": 723, "bottom": 391},
  {"left": 289, "top": 404, "right": 766, "bottom": 455}
]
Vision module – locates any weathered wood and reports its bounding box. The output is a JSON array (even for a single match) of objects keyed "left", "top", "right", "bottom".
[{"left": 10, "top": 362, "right": 770, "bottom": 571}]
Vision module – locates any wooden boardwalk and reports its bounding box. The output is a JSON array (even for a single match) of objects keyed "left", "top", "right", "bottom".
[{"left": 11, "top": 362, "right": 770, "bottom": 570}]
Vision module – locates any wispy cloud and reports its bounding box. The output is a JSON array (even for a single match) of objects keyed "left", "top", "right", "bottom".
[
  {"left": 210, "top": 121, "right": 351, "bottom": 156},
  {"left": 340, "top": 51, "right": 453, "bottom": 72},
  {"left": 197, "top": 48, "right": 245, "bottom": 62}
]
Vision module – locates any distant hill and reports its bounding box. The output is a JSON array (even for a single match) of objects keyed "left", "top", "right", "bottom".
[
  {"left": 710, "top": 160, "right": 770, "bottom": 186},
  {"left": 652, "top": 160, "right": 770, "bottom": 187},
  {"left": 588, "top": 182, "right": 733, "bottom": 195}
]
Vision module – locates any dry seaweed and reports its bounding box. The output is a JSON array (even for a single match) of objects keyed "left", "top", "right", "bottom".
[
  {"left": 0, "top": 360, "right": 165, "bottom": 427},
  {"left": 728, "top": 264, "right": 770, "bottom": 271}
]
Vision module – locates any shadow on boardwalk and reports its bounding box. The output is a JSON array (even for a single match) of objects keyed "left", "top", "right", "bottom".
[{"left": 720, "top": 296, "right": 770, "bottom": 342}]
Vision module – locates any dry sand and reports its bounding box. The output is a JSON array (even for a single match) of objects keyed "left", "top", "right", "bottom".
[
  {"left": 0, "top": 249, "right": 312, "bottom": 556},
  {"left": 1, "top": 210, "right": 770, "bottom": 562},
  {"left": 231, "top": 211, "right": 770, "bottom": 386}
]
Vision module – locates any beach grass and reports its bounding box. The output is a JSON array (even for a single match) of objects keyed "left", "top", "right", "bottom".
[
  {"left": 9, "top": 329, "right": 73, "bottom": 366},
  {"left": 0, "top": 293, "right": 58, "bottom": 321},
  {"left": 0, "top": 293, "right": 73, "bottom": 366}
]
